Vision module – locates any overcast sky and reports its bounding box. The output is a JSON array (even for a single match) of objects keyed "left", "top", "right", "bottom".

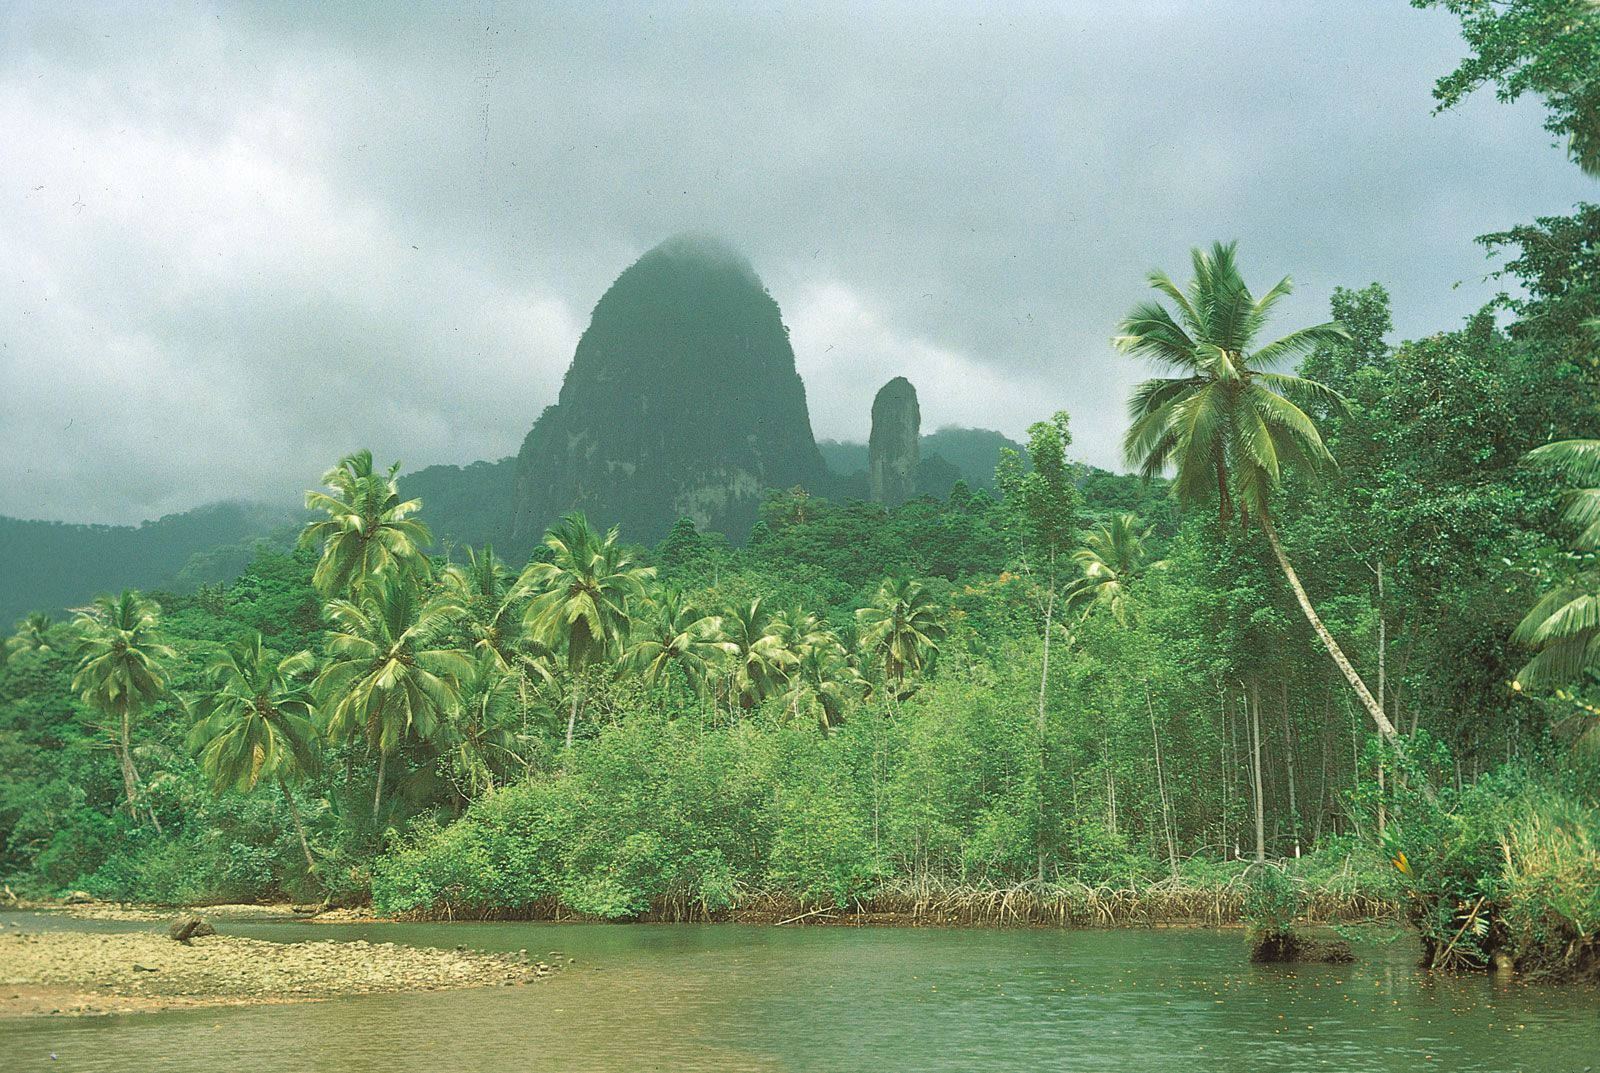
[{"left": 1, "top": 2, "right": 1593, "bottom": 525}]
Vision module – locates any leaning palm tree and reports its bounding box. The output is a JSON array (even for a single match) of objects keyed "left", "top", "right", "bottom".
[
  {"left": 625, "top": 588, "right": 735, "bottom": 704},
  {"left": 299, "top": 449, "right": 433, "bottom": 597},
  {"left": 1064, "top": 513, "right": 1163, "bottom": 627},
  {"left": 71, "top": 591, "right": 175, "bottom": 820},
  {"left": 514, "top": 513, "right": 654, "bottom": 748},
  {"left": 316, "top": 576, "right": 469, "bottom": 816},
  {"left": 1116, "top": 241, "right": 1400, "bottom": 744},
  {"left": 187, "top": 635, "right": 320, "bottom": 870},
  {"left": 855, "top": 578, "right": 945, "bottom": 695},
  {"left": 1512, "top": 439, "right": 1600, "bottom": 742},
  {"left": 6, "top": 612, "right": 57, "bottom": 657}
]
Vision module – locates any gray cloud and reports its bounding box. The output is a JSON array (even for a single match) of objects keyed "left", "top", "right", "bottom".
[{"left": 1, "top": 1, "right": 1592, "bottom": 523}]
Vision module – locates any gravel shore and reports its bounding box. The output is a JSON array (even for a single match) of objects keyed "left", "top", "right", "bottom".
[{"left": 0, "top": 926, "right": 560, "bottom": 1018}]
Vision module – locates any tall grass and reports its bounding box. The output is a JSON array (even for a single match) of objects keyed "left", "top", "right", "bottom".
[{"left": 385, "top": 873, "right": 1395, "bottom": 927}]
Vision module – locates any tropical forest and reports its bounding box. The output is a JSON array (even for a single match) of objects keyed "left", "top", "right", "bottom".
[{"left": 2, "top": 2, "right": 1598, "bottom": 1070}]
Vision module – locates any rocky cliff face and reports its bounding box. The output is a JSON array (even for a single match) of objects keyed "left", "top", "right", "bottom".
[
  {"left": 868, "top": 376, "right": 920, "bottom": 507},
  {"left": 509, "top": 235, "right": 826, "bottom": 545}
]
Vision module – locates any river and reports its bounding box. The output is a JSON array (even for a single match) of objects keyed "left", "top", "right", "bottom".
[{"left": 2, "top": 918, "right": 1596, "bottom": 1072}]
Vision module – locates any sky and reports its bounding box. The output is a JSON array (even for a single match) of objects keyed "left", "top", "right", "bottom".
[{"left": 1, "top": 2, "right": 1594, "bottom": 525}]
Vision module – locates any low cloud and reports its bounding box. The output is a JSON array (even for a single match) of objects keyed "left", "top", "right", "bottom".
[{"left": 1, "top": 1, "right": 1591, "bottom": 523}]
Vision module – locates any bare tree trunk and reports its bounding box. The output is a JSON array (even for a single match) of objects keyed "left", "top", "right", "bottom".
[
  {"left": 566, "top": 684, "right": 582, "bottom": 750},
  {"left": 1375, "top": 560, "right": 1386, "bottom": 714},
  {"left": 279, "top": 774, "right": 315, "bottom": 872},
  {"left": 1220, "top": 681, "right": 1232, "bottom": 859},
  {"left": 1314, "top": 703, "right": 1331, "bottom": 843},
  {"left": 1260, "top": 513, "right": 1399, "bottom": 743},
  {"left": 1249, "top": 677, "right": 1265, "bottom": 863},
  {"left": 372, "top": 749, "right": 386, "bottom": 819},
  {"left": 1283, "top": 688, "right": 1300, "bottom": 859},
  {"left": 1036, "top": 583, "right": 1054, "bottom": 885},
  {"left": 1100, "top": 725, "right": 1118, "bottom": 838},
  {"left": 116, "top": 711, "right": 140, "bottom": 809},
  {"left": 1232, "top": 683, "right": 1245, "bottom": 859},
  {"left": 1376, "top": 762, "right": 1387, "bottom": 837},
  {"left": 1144, "top": 682, "right": 1178, "bottom": 878}
]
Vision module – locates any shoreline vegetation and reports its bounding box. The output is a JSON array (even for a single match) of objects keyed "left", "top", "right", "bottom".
[{"left": 19, "top": 869, "right": 1399, "bottom": 929}]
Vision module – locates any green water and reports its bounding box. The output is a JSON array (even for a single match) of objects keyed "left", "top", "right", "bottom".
[{"left": 3, "top": 918, "right": 1596, "bottom": 1072}]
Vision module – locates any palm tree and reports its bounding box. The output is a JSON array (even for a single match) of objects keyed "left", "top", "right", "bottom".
[
  {"left": 187, "top": 635, "right": 320, "bottom": 870},
  {"left": 784, "top": 639, "right": 865, "bottom": 735},
  {"left": 71, "top": 591, "right": 175, "bottom": 820},
  {"left": 443, "top": 653, "right": 523, "bottom": 797},
  {"left": 1065, "top": 513, "right": 1163, "bottom": 626},
  {"left": 6, "top": 612, "right": 57, "bottom": 657},
  {"left": 299, "top": 449, "right": 433, "bottom": 597},
  {"left": 315, "top": 577, "right": 470, "bottom": 816},
  {"left": 1066, "top": 512, "right": 1179, "bottom": 874},
  {"left": 625, "top": 588, "right": 735, "bottom": 704},
  {"left": 514, "top": 513, "right": 654, "bottom": 748},
  {"left": 1116, "top": 241, "right": 1401, "bottom": 744},
  {"left": 721, "top": 598, "right": 793, "bottom": 710},
  {"left": 1512, "top": 439, "right": 1600, "bottom": 748},
  {"left": 855, "top": 578, "right": 945, "bottom": 695}
]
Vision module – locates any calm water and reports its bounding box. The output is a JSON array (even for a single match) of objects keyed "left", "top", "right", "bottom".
[{"left": 2, "top": 915, "right": 1597, "bottom": 1072}]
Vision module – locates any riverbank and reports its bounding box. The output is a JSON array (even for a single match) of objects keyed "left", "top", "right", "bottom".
[
  {"left": 0, "top": 924, "right": 561, "bottom": 1018},
  {"left": 376, "top": 878, "right": 1399, "bottom": 927},
  {"left": 27, "top": 877, "right": 1400, "bottom": 929}
]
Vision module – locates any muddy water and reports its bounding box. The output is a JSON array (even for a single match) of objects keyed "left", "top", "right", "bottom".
[{"left": 2, "top": 919, "right": 1596, "bottom": 1072}]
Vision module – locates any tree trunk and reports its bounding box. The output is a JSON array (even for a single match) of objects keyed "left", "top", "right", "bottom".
[
  {"left": 1036, "top": 582, "right": 1055, "bottom": 885},
  {"left": 279, "top": 774, "right": 315, "bottom": 872},
  {"left": 1249, "top": 677, "right": 1265, "bottom": 863},
  {"left": 1260, "top": 513, "right": 1399, "bottom": 743},
  {"left": 1144, "top": 682, "right": 1178, "bottom": 878},
  {"left": 1375, "top": 560, "right": 1386, "bottom": 714},
  {"left": 566, "top": 683, "right": 582, "bottom": 750},
  {"left": 1283, "top": 689, "right": 1300, "bottom": 859},
  {"left": 117, "top": 710, "right": 140, "bottom": 810},
  {"left": 372, "top": 749, "right": 386, "bottom": 819}
]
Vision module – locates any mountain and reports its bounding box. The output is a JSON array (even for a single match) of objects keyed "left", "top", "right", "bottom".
[
  {"left": 868, "top": 376, "right": 920, "bottom": 507},
  {"left": 401, "top": 457, "right": 518, "bottom": 552},
  {"left": 818, "top": 425, "right": 1023, "bottom": 496},
  {"left": 509, "top": 234, "right": 826, "bottom": 544}
]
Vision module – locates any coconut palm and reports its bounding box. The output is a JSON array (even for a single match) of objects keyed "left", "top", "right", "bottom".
[
  {"left": 783, "top": 638, "right": 865, "bottom": 735},
  {"left": 6, "top": 612, "right": 58, "bottom": 658},
  {"left": 1066, "top": 512, "right": 1179, "bottom": 873},
  {"left": 721, "top": 598, "right": 793, "bottom": 710},
  {"left": 299, "top": 449, "right": 433, "bottom": 597},
  {"left": 442, "top": 653, "right": 524, "bottom": 797},
  {"left": 1065, "top": 513, "right": 1163, "bottom": 627},
  {"left": 187, "top": 635, "right": 320, "bottom": 870},
  {"left": 1115, "top": 241, "right": 1401, "bottom": 743},
  {"left": 315, "top": 577, "right": 469, "bottom": 816},
  {"left": 1512, "top": 439, "right": 1600, "bottom": 743},
  {"left": 625, "top": 588, "right": 735, "bottom": 703},
  {"left": 514, "top": 513, "right": 654, "bottom": 748},
  {"left": 443, "top": 543, "right": 550, "bottom": 680},
  {"left": 71, "top": 591, "right": 175, "bottom": 820},
  {"left": 855, "top": 578, "right": 945, "bottom": 694}
]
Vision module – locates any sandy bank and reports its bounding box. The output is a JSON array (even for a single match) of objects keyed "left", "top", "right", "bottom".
[{"left": 0, "top": 927, "right": 562, "bottom": 1018}]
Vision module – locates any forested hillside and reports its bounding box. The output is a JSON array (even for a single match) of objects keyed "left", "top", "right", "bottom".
[{"left": 0, "top": 503, "right": 292, "bottom": 628}]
